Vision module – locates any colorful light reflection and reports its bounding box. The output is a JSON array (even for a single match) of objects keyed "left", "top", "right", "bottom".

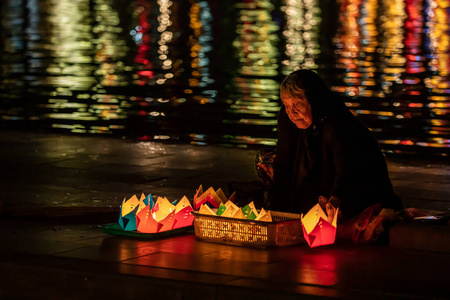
[{"left": 0, "top": 0, "right": 449, "bottom": 153}]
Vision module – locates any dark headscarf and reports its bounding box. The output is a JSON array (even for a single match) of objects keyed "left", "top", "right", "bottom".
[
  {"left": 271, "top": 69, "right": 402, "bottom": 217},
  {"left": 287, "top": 69, "right": 349, "bottom": 131}
]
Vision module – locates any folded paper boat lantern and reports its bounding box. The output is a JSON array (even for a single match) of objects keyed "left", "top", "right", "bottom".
[
  {"left": 242, "top": 202, "right": 258, "bottom": 220},
  {"left": 255, "top": 209, "right": 272, "bottom": 222},
  {"left": 301, "top": 203, "right": 339, "bottom": 248},
  {"left": 220, "top": 201, "right": 239, "bottom": 217}
]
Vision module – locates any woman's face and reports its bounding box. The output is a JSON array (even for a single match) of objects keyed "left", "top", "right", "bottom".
[{"left": 281, "top": 90, "right": 313, "bottom": 129}]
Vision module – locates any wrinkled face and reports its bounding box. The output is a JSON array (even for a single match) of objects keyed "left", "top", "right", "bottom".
[{"left": 280, "top": 90, "right": 313, "bottom": 129}]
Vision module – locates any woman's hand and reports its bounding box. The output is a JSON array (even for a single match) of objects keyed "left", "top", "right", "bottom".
[
  {"left": 328, "top": 196, "right": 341, "bottom": 209},
  {"left": 318, "top": 195, "right": 341, "bottom": 223}
]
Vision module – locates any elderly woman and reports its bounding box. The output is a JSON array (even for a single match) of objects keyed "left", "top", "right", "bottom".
[{"left": 258, "top": 69, "right": 403, "bottom": 224}]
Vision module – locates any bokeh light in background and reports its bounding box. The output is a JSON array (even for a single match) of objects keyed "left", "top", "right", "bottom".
[
  {"left": 0, "top": 0, "right": 449, "bottom": 156},
  {"left": 281, "top": 0, "right": 322, "bottom": 73},
  {"left": 331, "top": 0, "right": 450, "bottom": 153}
]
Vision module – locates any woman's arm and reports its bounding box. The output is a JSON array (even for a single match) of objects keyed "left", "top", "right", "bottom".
[
  {"left": 270, "top": 107, "right": 297, "bottom": 210},
  {"left": 273, "top": 107, "right": 295, "bottom": 182},
  {"left": 321, "top": 118, "right": 359, "bottom": 217}
]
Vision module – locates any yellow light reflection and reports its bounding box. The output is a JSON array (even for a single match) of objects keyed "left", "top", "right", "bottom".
[
  {"left": 44, "top": 0, "right": 95, "bottom": 89},
  {"left": 233, "top": 1, "right": 279, "bottom": 76},
  {"left": 93, "top": 0, "right": 130, "bottom": 87},
  {"left": 281, "top": 0, "right": 322, "bottom": 73}
]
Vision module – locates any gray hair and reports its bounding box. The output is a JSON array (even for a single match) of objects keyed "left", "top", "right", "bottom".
[{"left": 280, "top": 73, "right": 306, "bottom": 100}]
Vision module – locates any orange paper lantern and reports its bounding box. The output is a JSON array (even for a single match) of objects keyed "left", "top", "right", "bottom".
[{"left": 136, "top": 205, "right": 163, "bottom": 233}]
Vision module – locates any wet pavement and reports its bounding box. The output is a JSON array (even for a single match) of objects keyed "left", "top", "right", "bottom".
[{"left": 1, "top": 130, "right": 449, "bottom": 299}]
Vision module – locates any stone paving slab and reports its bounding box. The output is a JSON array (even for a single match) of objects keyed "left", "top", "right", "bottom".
[{"left": 390, "top": 222, "right": 450, "bottom": 253}]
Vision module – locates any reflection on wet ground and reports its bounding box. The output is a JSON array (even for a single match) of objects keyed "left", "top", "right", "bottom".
[{"left": 0, "top": 0, "right": 449, "bottom": 156}]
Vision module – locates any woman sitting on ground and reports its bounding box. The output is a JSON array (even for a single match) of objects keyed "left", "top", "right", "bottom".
[{"left": 255, "top": 69, "right": 403, "bottom": 241}]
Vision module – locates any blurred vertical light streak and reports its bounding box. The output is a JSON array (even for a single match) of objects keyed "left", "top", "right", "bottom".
[
  {"left": 356, "top": 0, "right": 378, "bottom": 96},
  {"left": 232, "top": 0, "right": 280, "bottom": 77},
  {"left": 41, "top": 0, "right": 95, "bottom": 133},
  {"left": 188, "top": 0, "right": 216, "bottom": 103},
  {"left": 44, "top": 0, "right": 95, "bottom": 89},
  {"left": 423, "top": 0, "right": 450, "bottom": 143},
  {"left": 132, "top": 0, "right": 175, "bottom": 86},
  {"left": 281, "top": 0, "right": 322, "bottom": 74},
  {"left": 156, "top": 0, "right": 173, "bottom": 81},
  {"left": 93, "top": 0, "right": 130, "bottom": 88},
  {"left": 427, "top": 0, "right": 450, "bottom": 77},
  {"left": 0, "top": 0, "right": 27, "bottom": 101},
  {"left": 222, "top": 0, "right": 281, "bottom": 145},
  {"left": 379, "top": 0, "right": 406, "bottom": 93},
  {"left": 132, "top": 0, "right": 153, "bottom": 73},
  {"left": 188, "top": 1, "right": 212, "bottom": 86},
  {"left": 404, "top": 0, "right": 425, "bottom": 74},
  {"left": 332, "top": 0, "right": 362, "bottom": 97}
]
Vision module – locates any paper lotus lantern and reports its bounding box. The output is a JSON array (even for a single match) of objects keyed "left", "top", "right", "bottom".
[
  {"left": 152, "top": 197, "right": 175, "bottom": 222},
  {"left": 136, "top": 204, "right": 163, "bottom": 233},
  {"left": 119, "top": 194, "right": 149, "bottom": 231},
  {"left": 172, "top": 196, "right": 195, "bottom": 229},
  {"left": 119, "top": 193, "right": 194, "bottom": 233},
  {"left": 136, "top": 196, "right": 194, "bottom": 233},
  {"left": 193, "top": 185, "right": 235, "bottom": 210},
  {"left": 301, "top": 203, "right": 339, "bottom": 248}
]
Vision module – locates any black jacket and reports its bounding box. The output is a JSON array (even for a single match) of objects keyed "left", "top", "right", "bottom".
[{"left": 270, "top": 70, "right": 402, "bottom": 218}]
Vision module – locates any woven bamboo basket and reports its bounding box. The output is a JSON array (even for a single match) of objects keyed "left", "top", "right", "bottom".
[{"left": 192, "top": 211, "right": 304, "bottom": 248}]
